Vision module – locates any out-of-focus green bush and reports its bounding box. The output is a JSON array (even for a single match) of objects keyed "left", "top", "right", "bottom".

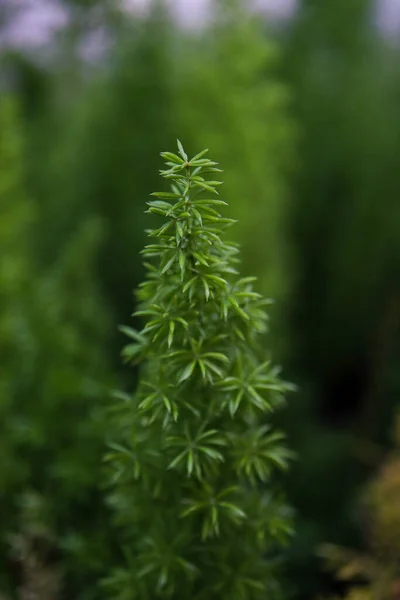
[
  {"left": 37, "top": 0, "right": 295, "bottom": 357},
  {"left": 34, "top": 5, "right": 175, "bottom": 356},
  {"left": 0, "top": 96, "right": 116, "bottom": 599},
  {"left": 176, "top": 0, "right": 296, "bottom": 339},
  {"left": 319, "top": 412, "right": 400, "bottom": 600},
  {"left": 279, "top": 0, "right": 400, "bottom": 594}
]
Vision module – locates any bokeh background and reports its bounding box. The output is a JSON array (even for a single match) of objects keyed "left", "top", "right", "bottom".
[{"left": 1, "top": 0, "right": 399, "bottom": 598}]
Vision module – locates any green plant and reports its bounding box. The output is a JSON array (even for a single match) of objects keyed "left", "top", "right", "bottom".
[
  {"left": 103, "top": 142, "right": 295, "bottom": 599},
  {"left": 0, "top": 96, "right": 115, "bottom": 599}
]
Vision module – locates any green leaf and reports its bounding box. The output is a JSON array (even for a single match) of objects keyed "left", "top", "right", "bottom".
[
  {"left": 178, "top": 251, "right": 185, "bottom": 276},
  {"left": 199, "top": 447, "right": 224, "bottom": 462},
  {"left": 193, "top": 252, "right": 209, "bottom": 266},
  {"left": 202, "top": 277, "right": 210, "bottom": 301},
  {"left": 187, "top": 451, "right": 194, "bottom": 476},
  {"left": 107, "top": 442, "right": 132, "bottom": 456},
  {"left": 160, "top": 151, "right": 185, "bottom": 164},
  {"left": 176, "top": 317, "right": 188, "bottom": 329},
  {"left": 183, "top": 276, "right": 197, "bottom": 294},
  {"left": 207, "top": 274, "right": 227, "bottom": 288},
  {"left": 203, "top": 352, "right": 229, "bottom": 363},
  {"left": 203, "top": 360, "right": 224, "bottom": 379},
  {"left": 168, "top": 451, "right": 186, "bottom": 471},
  {"left": 229, "top": 389, "right": 244, "bottom": 416},
  {"left": 190, "top": 148, "right": 209, "bottom": 162},
  {"left": 192, "top": 207, "right": 203, "bottom": 225},
  {"left": 193, "top": 198, "right": 227, "bottom": 207},
  {"left": 178, "top": 361, "right": 196, "bottom": 384},
  {"left": 161, "top": 254, "right": 176, "bottom": 275},
  {"left": 150, "top": 191, "right": 181, "bottom": 199},
  {"left": 168, "top": 321, "right": 175, "bottom": 348},
  {"left": 229, "top": 295, "right": 250, "bottom": 320},
  {"left": 118, "top": 325, "right": 146, "bottom": 343},
  {"left": 177, "top": 139, "right": 188, "bottom": 161},
  {"left": 176, "top": 221, "right": 184, "bottom": 243},
  {"left": 147, "top": 199, "right": 172, "bottom": 210},
  {"left": 220, "top": 502, "right": 246, "bottom": 520},
  {"left": 198, "top": 359, "right": 206, "bottom": 380},
  {"left": 193, "top": 180, "right": 219, "bottom": 194}
]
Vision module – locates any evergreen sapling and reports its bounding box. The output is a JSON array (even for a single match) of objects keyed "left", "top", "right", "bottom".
[{"left": 104, "top": 142, "right": 295, "bottom": 600}]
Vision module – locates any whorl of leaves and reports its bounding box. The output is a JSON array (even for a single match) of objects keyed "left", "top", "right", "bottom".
[{"left": 103, "top": 142, "right": 295, "bottom": 600}]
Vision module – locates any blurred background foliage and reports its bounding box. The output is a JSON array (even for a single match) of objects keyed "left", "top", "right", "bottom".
[
  {"left": 318, "top": 412, "right": 400, "bottom": 600},
  {"left": 0, "top": 0, "right": 399, "bottom": 598}
]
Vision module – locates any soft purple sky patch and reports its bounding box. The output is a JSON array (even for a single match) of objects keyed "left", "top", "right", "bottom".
[
  {"left": 1, "top": 0, "right": 299, "bottom": 49},
  {"left": 0, "top": 0, "right": 68, "bottom": 48},
  {"left": 124, "top": 0, "right": 298, "bottom": 27},
  {"left": 253, "top": 0, "right": 298, "bottom": 20},
  {"left": 376, "top": 0, "right": 400, "bottom": 36},
  {"left": 124, "top": 0, "right": 212, "bottom": 27},
  {"left": 1, "top": 0, "right": 400, "bottom": 50}
]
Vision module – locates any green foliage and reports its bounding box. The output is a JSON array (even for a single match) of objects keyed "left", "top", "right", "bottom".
[
  {"left": 287, "top": 0, "right": 399, "bottom": 371},
  {"left": 319, "top": 412, "right": 400, "bottom": 600},
  {"left": 0, "top": 97, "right": 35, "bottom": 502},
  {"left": 35, "top": 4, "right": 175, "bottom": 353},
  {"left": 0, "top": 96, "right": 115, "bottom": 598},
  {"left": 176, "top": 0, "right": 295, "bottom": 307},
  {"left": 279, "top": 0, "right": 400, "bottom": 593},
  {"left": 3, "top": 0, "right": 399, "bottom": 596},
  {"left": 104, "top": 143, "right": 295, "bottom": 600}
]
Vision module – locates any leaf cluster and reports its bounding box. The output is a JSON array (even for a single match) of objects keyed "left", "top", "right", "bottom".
[{"left": 104, "top": 142, "right": 295, "bottom": 600}]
